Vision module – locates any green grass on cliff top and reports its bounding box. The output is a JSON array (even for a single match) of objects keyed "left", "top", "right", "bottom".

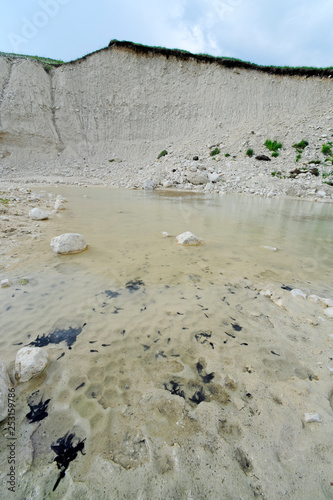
[{"left": 1, "top": 40, "right": 333, "bottom": 72}]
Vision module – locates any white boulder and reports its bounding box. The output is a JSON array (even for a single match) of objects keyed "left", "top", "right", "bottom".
[
  {"left": 186, "top": 171, "right": 209, "bottom": 185},
  {"left": 1, "top": 279, "right": 11, "bottom": 288},
  {"left": 50, "top": 233, "right": 88, "bottom": 254},
  {"left": 324, "top": 307, "right": 333, "bottom": 319},
  {"left": 15, "top": 347, "right": 48, "bottom": 383},
  {"left": 54, "top": 194, "right": 67, "bottom": 210},
  {"left": 319, "top": 297, "right": 333, "bottom": 308},
  {"left": 0, "top": 360, "right": 11, "bottom": 422},
  {"left": 176, "top": 231, "right": 201, "bottom": 245},
  {"left": 29, "top": 208, "right": 49, "bottom": 220},
  {"left": 290, "top": 289, "right": 307, "bottom": 299},
  {"left": 208, "top": 172, "right": 221, "bottom": 183},
  {"left": 143, "top": 179, "right": 156, "bottom": 190},
  {"left": 304, "top": 413, "right": 322, "bottom": 423}
]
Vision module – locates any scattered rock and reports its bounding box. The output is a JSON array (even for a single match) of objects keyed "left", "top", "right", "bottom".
[
  {"left": 29, "top": 208, "right": 49, "bottom": 220},
  {"left": 262, "top": 246, "right": 277, "bottom": 251},
  {"left": 193, "top": 156, "right": 199, "bottom": 161},
  {"left": 186, "top": 171, "right": 209, "bottom": 185},
  {"left": 290, "top": 289, "right": 307, "bottom": 299},
  {"left": 260, "top": 289, "right": 272, "bottom": 298},
  {"left": 1, "top": 279, "right": 11, "bottom": 288},
  {"left": 54, "top": 195, "right": 67, "bottom": 210},
  {"left": 15, "top": 347, "right": 49, "bottom": 383},
  {"left": 324, "top": 307, "right": 333, "bottom": 319},
  {"left": 161, "top": 231, "right": 171, "bottom": 237},
  {"left": 319, "top": 297, "right": 333, "bottom": 308},
  {"left": 162, "top": 180, "right": 173, "bottom": 188},
  {"left": 143, "top": 179, "right": 156, "bottom": 190},
  {"left": 176, "top": 231, "right": 201, "bottom": 245},
  {"left": 0, "top": 360, "right": 11, "bottom": 422},
  {"left": 50, "top": 233, "right": 88, "bottom": 254},
  {"left": 308, "top": 294, "right": 321, "bottom": 304},
  {"left": 54, "top": 199, "right": 66, "bottom": 210},
  {"left": 304, "top": 413, "right": 322, "bottom": 423},
  {"left": 208, "top": 172, "right": 221, "bottom": 183},
  {"left": 255, "top": 155, "right": 271, "bottom": 161}
]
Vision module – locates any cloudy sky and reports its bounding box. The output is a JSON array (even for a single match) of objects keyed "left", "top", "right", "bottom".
[{"left": 1, "top": 0, "right": 332, "bottom": 67}]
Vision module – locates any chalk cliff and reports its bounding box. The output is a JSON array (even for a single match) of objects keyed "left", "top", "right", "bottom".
[{"left": 0, "top": 41, "right": 332, "bottom": 170}]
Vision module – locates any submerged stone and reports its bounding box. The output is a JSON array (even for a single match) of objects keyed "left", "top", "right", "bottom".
[
  {"left": 15, "top": 346, "right": 48, "bottom": 383},
  {"left": 176, "top": 231, "right": 201, "bottom": 245}
]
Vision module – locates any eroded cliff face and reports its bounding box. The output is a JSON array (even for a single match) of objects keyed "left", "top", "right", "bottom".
[{"left": 0, "top": 44, "right": 332, "bottom": 168}]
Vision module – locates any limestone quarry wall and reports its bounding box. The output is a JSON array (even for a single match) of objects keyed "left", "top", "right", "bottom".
[{"left": 0, "top": 44, "right": 332, "bottom": 166}]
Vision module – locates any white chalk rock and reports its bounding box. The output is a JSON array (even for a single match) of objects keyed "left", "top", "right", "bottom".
[
  {"left": 308, "top": 294, "right": 321, "bottom": 304},
  {"left": 319, "top": 297, "right": 333, "bottom": 308},
  {"left": 291, "top": 289, "right": 307, "bottom": 299},
  {"left": 176, "top": 231, "right": 201, "bottom": 245},
  {"left": 304, "top": 413, "right": 322, "bottom": 423},
  {"left": 162, "top": 232, "right": 171, "bottom": 237},
  {"left": 262, "top": 246, "right": 277, "bottom": 252},
  {"left": 326, "top": 366, "right": 333, "bottom": 374},
  {"left": 29, "top": 208, "right": 49, "bottom": 220},
  {"left": 260, "top": 289, "right": 272, "bottom": 298},
  {"left": 54, "top": 199, "right": 66, "bottom": 210},
  {"left": 0, "top": 360, "right": 11, "bottom": 422},
  {"left": 143, "top": 179, "right": 156, "bottom": 190},
  {"left": 1, "top": 279, "right": 11, "bottom": 288},
  {"left": 208, "top": 172, "right": 221, "bottom": 183},
  {"left": 56, "top": 195, "right": 67, "bottom": 203},
  {"left": 15, "top": 347, "right": 48, "bottom": 383},
  {"left": 186, "top": 171, "right": 209, "bottom": 185},
  {"left": 162, "top": 180, "right": 173, "bottom": 188},
  {"left": 50, "top": 233, "right": 88, "bottom": 254},
  {"left": 324, "top": 307, "right": 333, "bottom": 319}
]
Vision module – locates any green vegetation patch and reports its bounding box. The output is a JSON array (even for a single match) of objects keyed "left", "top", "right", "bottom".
[
  {"left": 293, "top": 140, "right": 308, "bottom": 153},
  {"left": 0, "top": 197, "right": 10, "bottom": 205},
  {"left": 246, "top": 148, "right": 254, "bottom": 157},
  {"left": 265, "top": 140, "right": 282, "bottom": 154},
  {"left": 210, "top": 148, "right": 220, "bottom": 157},
  {"left": 157, "top": 150, "right": 168, "bottom": 159},
  {"left": 322, "top": 143, "right": 332, "bottom": 156}
]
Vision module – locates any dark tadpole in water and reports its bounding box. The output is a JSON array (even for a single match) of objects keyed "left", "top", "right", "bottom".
[
  {"left": 164, "top": 380, "right": 185, "bottom": 399},
  {"left": 281, "top": 285, "right": 292, "bottom": 291},
  {"left": 231, "top": 323, "right": 242, "bottom": 332},
  {"left": 51, "top": 431, "right": 86, "bottom": 491},
  {"left": 125, "top": 279, "right": 145, "bottom": 292},
  {"left": 201, "top": 372, "right": 215, "bottom": 383},
  {"left": 26, "top": 392, "right": 50, "bottom": 423},
  {"left": 56, "top": 353, "right": 65, "bottom": 360},
  {"left": 75, "top": 382, "right": 85, "bottom": 391},
  {"left": 104, "top": 290, "right": 120, "bottom": 298},
  {"left": 196, "top": 362, "right": 215, "bottom": 383},
  {"left": 189, "top": 387, "right": 205, "bottom": 404},
  {"left": 155, "top": 350, "right": 167, "bottom": 359},
  {"left": 29, "top": 323, "right": 86, "bottom": 349}
]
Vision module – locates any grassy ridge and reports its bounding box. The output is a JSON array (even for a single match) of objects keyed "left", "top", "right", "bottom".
[{"left": 1, "top": 40, "right": 333, "bottom": 77}]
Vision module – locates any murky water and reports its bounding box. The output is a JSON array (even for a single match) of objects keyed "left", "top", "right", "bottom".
[{"left": 1, "top": 188, "right": 333, "bottom": 499}]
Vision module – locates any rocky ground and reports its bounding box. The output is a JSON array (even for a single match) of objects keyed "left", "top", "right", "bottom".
[{"left": 1, "top": 134, "right": 333, "bottom": 203}]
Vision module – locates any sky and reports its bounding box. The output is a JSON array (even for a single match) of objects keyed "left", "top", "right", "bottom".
[{"left": 1, "top": 0, "right": 333, "bottom": 67}]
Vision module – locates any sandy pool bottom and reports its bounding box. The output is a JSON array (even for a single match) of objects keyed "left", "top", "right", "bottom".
[{"left": 0, "top": 187, "right": 333, "bottom": 499}]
